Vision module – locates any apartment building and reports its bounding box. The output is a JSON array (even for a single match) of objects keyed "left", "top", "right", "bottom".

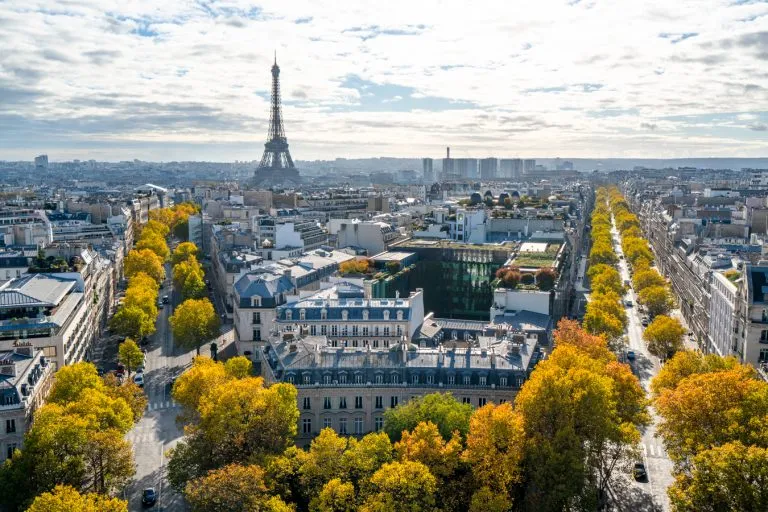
[{"left": 0, "top": 344, "right": 53, "bottom": 460}]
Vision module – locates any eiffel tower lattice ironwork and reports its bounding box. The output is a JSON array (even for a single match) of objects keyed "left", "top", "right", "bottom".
[{"left": 254, "top": 54, "right": 300, "bottom": 186}]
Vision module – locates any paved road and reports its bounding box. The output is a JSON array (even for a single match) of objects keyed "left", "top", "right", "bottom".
[
  {"left": 123, "top": 270, "right": 237, "bottom": 511},
  {"left": 610, "top": 220, "right": 674, "bottom": 511}
]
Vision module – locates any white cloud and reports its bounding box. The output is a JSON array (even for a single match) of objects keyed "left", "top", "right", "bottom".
[{"left": 1, "top": 0, "right": 768, "bottom": 160}]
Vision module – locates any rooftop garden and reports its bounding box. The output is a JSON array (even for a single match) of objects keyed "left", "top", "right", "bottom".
[
  {"left": 510, "top": 244, "right": 561, "bottom": 269},
  {"left": 493, "top": 266, "right": 558, "bottom": 291},
  {"left": 723, "top": 269, "right": 741, "bottom": 282}
]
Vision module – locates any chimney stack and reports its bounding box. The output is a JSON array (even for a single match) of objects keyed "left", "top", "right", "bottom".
[{"left": 446, "top": 146, "right": 450, "bottom": 158}]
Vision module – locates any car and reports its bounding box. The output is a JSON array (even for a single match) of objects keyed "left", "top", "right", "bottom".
[
  {"left": 142, "top": 487, "right": 157, "bottom": 507},
  {"left": 133, "top": 374, "right": 144, "bottom": 388},
  {"left": 619, "top": 255, "right": 624, "bottom": 259},
  {"left": 642, "top": 317, "right": 649, "bottom": 327},
  {"left": 162, "top": 295, "right": 169, "bottom": 304},
  {"left": 633, "top": 462, "right": 648, "bottom": 482},
  {"left": 157, "top": 301, "right": 164, "bottom": 309},
  {"left": 626, "top": 350, "right": 636, "bottom": 362},
  {"left": 624, "top": 299, "right": 633, "bottom": 307}
]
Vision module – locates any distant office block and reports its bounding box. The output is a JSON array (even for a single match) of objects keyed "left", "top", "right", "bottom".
[
  {"left": 422, "top": 158, "right": 435, "bottom": 183},
  {"left": 499, "top": 158, "right": 522, "bottom": 179},
  {"left": 480, "top": 158, "right": 498, "bottom": 180},
  {"left": 34, "top": 155, "right": 48, "bottom": 169},
  {"left": 523, "top": 159, "right": 536, "bottom": 175}
]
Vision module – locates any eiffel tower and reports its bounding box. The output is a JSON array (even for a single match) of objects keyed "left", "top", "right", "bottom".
[{"left": 253, "top": 54, "right": 301, "bottom": 187}]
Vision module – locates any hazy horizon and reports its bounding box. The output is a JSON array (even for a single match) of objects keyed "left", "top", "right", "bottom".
[{"left": 2, "top": 0, "right": 768, "bottom": 161}]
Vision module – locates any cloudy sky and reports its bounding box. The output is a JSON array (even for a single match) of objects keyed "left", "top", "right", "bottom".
[{"left": 2, "top": 0, "right": 768, "bottom": 162}]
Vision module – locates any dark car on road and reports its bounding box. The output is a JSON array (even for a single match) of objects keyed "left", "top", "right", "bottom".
[
  {"left": 626, "top": 350, "right": 636, "bottom": 362},
  {"left": 142, "top": 488, "right": 157, "bottom": 507},
  {"left": 633, "top": 462, "right": 647, "bottom": 482}
]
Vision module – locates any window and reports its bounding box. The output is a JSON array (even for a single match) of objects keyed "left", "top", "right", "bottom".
[
  {"left": 373, "top": 340, "right": 379, "bottom": 348},
  {"left": 390, "top": 396, "right": 399, "bottom": 408},
  {"left": 331, "top": 325, "right": 338, "bottom": 336},
  {"left": 352, "top": 325, "right": 359, "bottom": 336},
  {"left": 448, "top": 375, "right": 455, "bottom": 385},
  {"left": 303, "top": 374, "right": 311, "bottom": 384},
  {"left": 352, "top": 340, "right": 358, "bottom": 348},
  {"left": 462, "top": 397, "right": 471, "bottom": 405},
  {"left": 354, "top": 418, "right": 364, "bottom": 434},
  {"left": 286, "top": 310, "right": 292, "bottom": 321},
  {"left": 761, "top": 349, "right": 768, "bottom": 362},
  {"left": 299, "top": 309, "right": 306, "bottom": 321},
  {"left": 321, "top": 325, "right": 327, "bottom": 335},
  {"left": 383, "top": 310, "right": 390, "bottom": 320},
  {"left": 412, "top": 374, "right": 419, "bottom": 384},
  {"left": 321, "top": 309, "right": 327, "bottom": 320},
  {"left": 252, "top": 312, "right": 261, "bottom": 324},
  {"left": 500, "top": 377, "right": 507, "bottom": 387},
  {"left": 339, "top": 397, "right": 347, "bottom": 409},
  {"left": 426, "top": 374, "right": 434, "bottom": 385},
  {"left": 479, "top": 376, "right": 486, "bottom": 386},
  {"left": 763, "top": 310, "right": 768, "bottom": 322},
  {"left": 375, "top": 396, "right": 383, "bottom": 409},
  {"left": 363, "top": 310, "right": 369, "bottom": 320},
  {"left": 478, "top": 397, "right": 487, "bottom": 407},
  {"left": 463, "top": 375, "right": 471, "bottom": 385},
  {"left": 396, "top": 326, "right": 403, "bottom": 336},
  {"left": 324, "top": 397, "right": 332, "bottom": 409},
  {"left": 375, "top": 374, "right": 383, "bottom": 384},
  {"left": 375, "top": 417, "right": 383, "bottom": 431},
  {"left": 392, "top": 374, "right": 399, "bottom": 384},
  {"left": 302, "top": 418, "right": 312, "bottom": 434},
  {"left": 363, "top": 326, "right": 369, "bottom": 336},
  {"left": 6, "top": 443, "right": 16, "bottom": 460},
  {"left": 252, "top": 329, "right": 261, "bottom": 341},
  {"left": 324, "top": 374, "right": 332, "bottom": 385},
  {"left": 397, "top": 311, "right": 403, "bottom": 320},
  {"left": 339, "top": 374, "right": 347, "bottom": 384},
  {"left": 355, "top": 373, "right": 363, "bottom": 384},
  {"left": 339, "top": 418, "right": 348, "bottom": 435},
  {"left": 310, "top": 325, "right": 317, "bottom": 335},
  {"left": 5, "top": 419, "right": 15, "bottom": 434},
  {"left": 383, "top": 327, "right": 390, "bottom": 336},
  {"left": 355, "top": 396, "right": 363, "bottom": 409},
  {"left": 342, "top": 310, "right": 349, "bottom": 321},
  {"left": 302, "top": 397, "right": 311, "bottom": 410},
  {"left": 375, "top": 326, "right": 380, "bottom": 336},
  {"left": 761, "top": 330, "right": 768, "bottom": 343},
  {"left": 323, "top": 418, "right": 332, "bottom": 429},
  {"left": 341, "top": 325, "right": 348, "bottom": 336},
  {"left": 499, "top": 398, "right": 507, "bottom": 404}
]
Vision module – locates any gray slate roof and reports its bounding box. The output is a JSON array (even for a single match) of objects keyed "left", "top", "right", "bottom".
[{"left": 0, "top": 274, "right": 77, "bottom": 308}]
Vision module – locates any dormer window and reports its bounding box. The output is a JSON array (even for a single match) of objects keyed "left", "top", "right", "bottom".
[
  {"left": 362, "top": 310, "right": 369, "bottom": 320},
  {"left": 285, "top": 310, "right": 292, "bottom": 321},
  {"left": 342, "top": 310, "right": 348, "bottom": 321},
  {"left": 383, "top": 310, "right": 390, "bottom": 320},
  {"left": 300, "top": 309, "right": 306, "bottom": 321},
  {"left": 396, "top": 311, "right": 403, "bottom": 321},
  {"left": 321, "top": 309, "right": 327, "bottom": 320}
]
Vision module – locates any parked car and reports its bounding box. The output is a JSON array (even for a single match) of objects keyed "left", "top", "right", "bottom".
[
  {"left": 133, "top": 373, "right": 145, "bottom": 388},
  {"left": 142, "top": 488, "right": 157, "bottom": 507},
  {"left": 162, "top": 295, "right": 169, "bottom": 304},
  {"left": 633, "top": 462, "right": 648, "bottom": 482},
  {"left": 626, "top": 350, "right": 636, "bottom": 362},
  {"left": 624, "top": 299, "right": 633, "bottom": 307},
  {"left": 641, "top": 317, "right": 649, "bottom": 327}
]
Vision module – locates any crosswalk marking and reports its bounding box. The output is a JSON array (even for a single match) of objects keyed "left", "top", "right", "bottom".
[
  {"left": 146, "top": 400, "right": 179, "bottom": 411},
  {"left": 642, "top": 442, "right": 666, "bottom": 458}
]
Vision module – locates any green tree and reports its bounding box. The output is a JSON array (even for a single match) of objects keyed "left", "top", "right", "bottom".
[
  {"left": 359, "top": 461, "right": 437, "bottom": 512},
  {"left": 118, "top": 339, "right": 144, "bottom": 376},
  {"left": 638, "top": 285, "right": 673, "bottom": 317},
  {"left": 311, "top": 478, "right": 357, "bottom": 512},
  {"left": 469, "top": 486, "right": 511, "bottom": 512},
  {"left": 172, "top": 241, "right": 199, "bottom": 265},
  {"left": 108, "top": 305, "right": 155, "bottom": 340},
  {"left": 26, "top": 484, "right": 127, "bottom": 512},
  {"left": 383, "top": 393, "right": 473, "bottom": 442},
  {"left": 643, "top": 315, "right": 686, "bottom": 359},
  {"left": 224, "top": 356, "right": 253, "bottom": 379},
  {"left": 169, "top": 298, "right": 220, "bottom": 354},
  {"left": 182, "top": 269, "right": 207, "bottom": 300},
  {"left": 667, "top": 442, "right": 768, "bottom": 512}
]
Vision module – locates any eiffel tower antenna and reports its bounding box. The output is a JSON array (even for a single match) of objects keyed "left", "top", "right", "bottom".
[{"left": 254, "top": 52, "right": 300, "bottom": 186}]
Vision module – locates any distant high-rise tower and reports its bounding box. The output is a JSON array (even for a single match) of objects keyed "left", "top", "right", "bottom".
[
  {"left": 253, "top": 54, "right": 301, "bottom": 187},
  {"left": 422, "top": 158, "right": 435, "bottom": 183},
  {"left": 479, "top": 158, "right": 498, "bottom": 180},
  {"left": 34, "top": 154, "right": 48, "bottom": 169}
]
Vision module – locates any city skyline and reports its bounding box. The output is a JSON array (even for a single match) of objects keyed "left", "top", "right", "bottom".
[{"left": 2, "top": 0, "right": 768, "bottom": 162}]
